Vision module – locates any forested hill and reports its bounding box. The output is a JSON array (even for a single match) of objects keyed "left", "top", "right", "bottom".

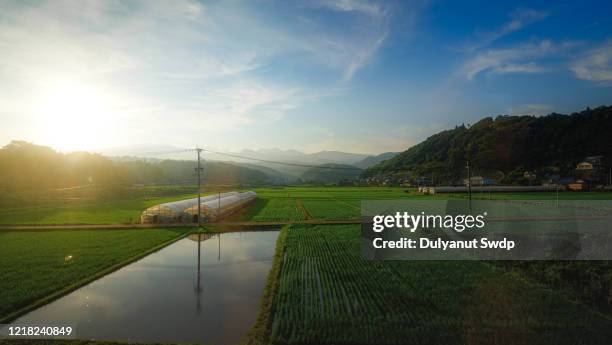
[
  {"left": 301, "top": 164, "right": 362, "bottom": 184},
  {"left": 363, "top": 106, "right": 612, "bottom": 184},
  {"left": 0, "top": 141, "right": 271, "bottom": 193}
]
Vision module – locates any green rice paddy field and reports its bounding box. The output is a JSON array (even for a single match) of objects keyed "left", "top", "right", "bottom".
[
  {"left": 246, "top": 224, "right": 612, "bottom": 345},
  {"left": 1, "top": 186, "right": 611, "bottom": 225},
  {"left": 0, "top": 229, "right": 187, "bottom": 322},
  {"left": 236, "top": 187, "right": 612, "bottom": 222},
  {"left": 0, "top": 194, "right": 197, "bottom": 225},
  {"left": 1, "top": 186, "right": 611, "bottom": 345}
]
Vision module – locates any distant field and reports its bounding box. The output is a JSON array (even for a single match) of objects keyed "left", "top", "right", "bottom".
[
  {"left": 1, "top": 185, "right": 611, "bottom": 225},
  {"left": 240, "top": 187, "right": 612, "bottom": 223},
  {"left": 451, "top": 191, "right": 612, "bottom": 200},
  {"left": 247, "top": 224, "right": 612, "bottom": 345},
  {"left": 236, "top": 187, "right": 431, "bottom": 222},
  {"left": 238, "top": 198, "right": 307, "bottom": 221},
  {"left": 0, "top": 228, "right": 186, "bottom": 321},
  {"left": 0, "top": 193, "right": 197, "bottom": 224},
  {"left": 300, "top": 199, "right": 358, "bottom": 219}
]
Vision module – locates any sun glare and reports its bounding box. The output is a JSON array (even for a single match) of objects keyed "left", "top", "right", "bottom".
[{"left": 35, "top": 79, "right": 116, "bottom": 152}]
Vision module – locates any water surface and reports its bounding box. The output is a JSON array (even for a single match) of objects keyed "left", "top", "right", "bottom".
[{"left": 15, "top": 230, "right": 279, "bottom": 345}]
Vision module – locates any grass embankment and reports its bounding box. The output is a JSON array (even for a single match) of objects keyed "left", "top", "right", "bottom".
[
  {"left": 0, "top": 341, "right": 186, "bottom": 345},
  {"left": 0, "top": 228, "right": 189, "bottom": 322},
  {"left": 242, "top": 226, "right": 289, "bottom": 345},
  {"left": 244, "top": 224, "right": 612, "bottom": 345}
]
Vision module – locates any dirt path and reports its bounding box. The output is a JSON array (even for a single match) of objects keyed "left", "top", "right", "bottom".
[
  {"left": 296, "top": 199, "right": 313, "bottom": 220},
  {"left": 0, "top": 219, "right": 363, "bottom": 231}
]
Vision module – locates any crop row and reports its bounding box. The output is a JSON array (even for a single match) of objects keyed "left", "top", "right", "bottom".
[
  {"left": 300, "top": 199, "right": 359, "bottom": 220},
  {"left": 265, "top": 224, "right": 612, "bottom": 345},
  {"left": 239, "top": 198, "right": 307, "bottom": 221}
]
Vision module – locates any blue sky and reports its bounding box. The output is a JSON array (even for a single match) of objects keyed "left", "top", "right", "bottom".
[{"left": 0, "top": 0, "right": 611, "bottom": 154}]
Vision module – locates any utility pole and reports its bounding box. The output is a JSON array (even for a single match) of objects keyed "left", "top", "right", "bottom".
[{"left": 196, "top": 148, "right": 203, "bottom": 227}]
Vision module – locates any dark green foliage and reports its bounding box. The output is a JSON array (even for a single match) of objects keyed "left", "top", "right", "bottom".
[
  {"left": 364, "top": 106, "right": 612, "bottom": 184},
  {"left": 354, "top": 152, "right": 398, "bottom": 169},
  {"left": 0, "top": 141, "right": 131, "bottom": 192}
]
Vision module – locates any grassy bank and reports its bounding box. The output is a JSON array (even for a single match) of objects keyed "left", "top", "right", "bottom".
[
  {"left": 249, "top": 224, "right": 612, "bottom": 345},
  {"left": 242, "top": 226, "right": 289, "bottom": 345},
  {"left": 0, "top": 228, "right": 188, "bottom": 322},
  {"left": 0, "top": 340, "right": 196, "bottom": 345},
  {"left": 0, "top": 340, "right": 185, "bottom": 345}
]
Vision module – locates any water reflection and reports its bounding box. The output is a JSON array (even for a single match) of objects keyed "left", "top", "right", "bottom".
[{"left": 15, "top": 230, "right": 280, "bottom": 345}]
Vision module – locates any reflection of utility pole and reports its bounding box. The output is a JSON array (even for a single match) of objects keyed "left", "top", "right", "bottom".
[
  {"left": 195, "top": 233, "right": 203, "bottom": 312},
  {"left": 466, "top": 161, "right": 472, "bottom": 210},
  {"left": 197, "top": 233, "right": 201, "bottom": 276},
  {"left": 196, "top": 148, "right": 203, "bottom": 227},
  {"left": 218, "top": 233, "right": 221, "bottom": 262}
]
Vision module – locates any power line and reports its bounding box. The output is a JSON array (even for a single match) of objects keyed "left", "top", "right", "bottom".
[
  {"left": 201, "top": 149, "right": 363, "bottom": 171},
  {"left": 114, "top": 148, "right": 195, "bottom": 157}
]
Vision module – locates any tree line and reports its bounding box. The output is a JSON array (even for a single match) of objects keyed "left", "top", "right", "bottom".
[
  {"left": 364, "top": 106, "right": 612, "bottom": 185},
  {"left": 0, "top": 141, "right": 270, "bottom": 194}
]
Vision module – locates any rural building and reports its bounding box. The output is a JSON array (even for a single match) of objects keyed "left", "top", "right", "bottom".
[
  {"left": 576, "top": 162, "right": 594, "bottom": 170},
  {"left": 568, "top": 180, "right": 589, "bottom": 191},
  {"left": 424, "top": 185, "right": 562, "bottom": 194},
  {"left": 140, "top": 191, "right": 255, "bottom": 224},
  {"left": 575, "top": 155, "right": 609, "bottom": 185},
  {"left": 463, "top": 176, "right": 498, "bottom": 186}
]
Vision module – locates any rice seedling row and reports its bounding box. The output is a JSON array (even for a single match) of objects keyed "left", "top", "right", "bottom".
[{"left": 265, "top": 224, "right": 612, "bottom": 345}]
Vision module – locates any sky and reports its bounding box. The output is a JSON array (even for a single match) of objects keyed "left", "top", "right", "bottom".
[{"left": 0, "top": 0, "right": 611, "bottom": 155}]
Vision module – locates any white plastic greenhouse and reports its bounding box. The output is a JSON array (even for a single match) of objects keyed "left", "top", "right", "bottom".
[
  {"left": 140, "top": 191, "right": 254, "bottom": 224},
  {"left": 185, "top": 191, "right": 256, "bottom": 221}
]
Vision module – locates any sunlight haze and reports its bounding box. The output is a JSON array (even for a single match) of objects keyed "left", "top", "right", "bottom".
[{"left": 1, "top": 0, "right": 611, "bottom": 154}]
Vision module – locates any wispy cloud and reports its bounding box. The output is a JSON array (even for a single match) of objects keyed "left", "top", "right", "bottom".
[
  {"left": 460, "top": 40, "right": 576, "bottom": 80},
  {"left": 460, "top": 8, "right": 549, "bottom": 52},
  {"left": 571, "top": 41, "right": 612, "bottom": 84},
  {"left": 0, "top": 0, "right": 412, "bottom": 150},
  {"left": 311, "top": 0, "right": 386, "bottom": 17},
  {"left": 303, "top": 0, "right": 396, "bottom": 80}
]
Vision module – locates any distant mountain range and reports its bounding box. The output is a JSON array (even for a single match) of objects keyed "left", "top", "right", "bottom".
[
  {"left": 98, "top": 146, "right": 398, "bottom": 183},
  {"left": 9, "top": 106, "right": 610, "bottom": 188},
  {"left": 232, "top": 148, "right": 370, "bottom": 165}
]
